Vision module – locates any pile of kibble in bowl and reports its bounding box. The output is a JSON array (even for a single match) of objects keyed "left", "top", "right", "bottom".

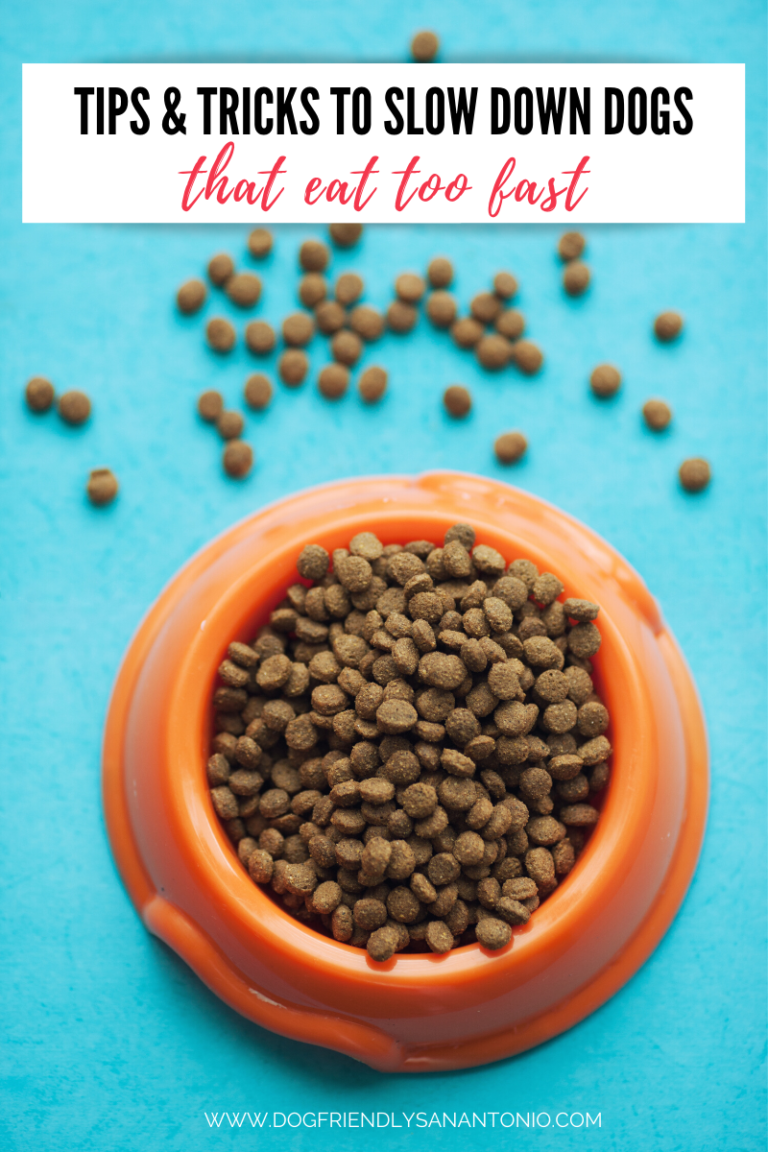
[{"left": 207, "top": 522, "right": 610, "bottom": 963}]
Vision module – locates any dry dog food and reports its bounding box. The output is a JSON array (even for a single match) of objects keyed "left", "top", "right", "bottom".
[
  {"left": 197, "top": 390, "right": 224, "bottom": 423},
  {"left": 86, "top": 468, "right": 119, "bottom": 506},
  {"left": 207, "top": 524, "right": 609, "bottom": 962},
  {"left": 248, "top": 229, "right": 273, "bottom": 258},
  {"left": 494, "top": 432, "right": 528, "bottom": 464},
  {"left": 223, "top": 440, "right": 253, "bottom": 479},
  {"left": 329, "top": 223, "right": 363, "bottom": 248},
  {"left": 208, "top": 253, "right": 234, "bottom": 286},
  {"left": 217, "top": 410, "right": 245, "bottom": 441},
  {"left": 358, "top": 366, "right": 388, "bottom": 403},
  {"left": 244, "top": 375, "right": 273, "bottom": 411},
  {"left": 177, "top": 279, "right": 207, "bottom": 314},
  {"left": 428, "top": 257, "right": 453, "bottom": 288},
  {"left": 679, "top": 458, "right": 711, "bottom": 492},
  {"left": 245, "top": 321, "right": 276, "bottom": 355},
  {"left": 25, "top": 377, "right": 55, "bottom": 413},
  {"left": 58, "top": 390, "right": 91, "bottom": 425},
  {"left": 443, "top": 385, "right": 472, "bottom": 418},
  {"left": 206, "top": 318, "right": 236, "bottom": 353},
  {"left": 590, "top": 364, "right": 622, "bottom": 398},
  {"left": 642, "top": 399, "right": 672, "bottom": 431},
  {"left": 411, "top": 30, "right": 439, "bottom": 62},
  {"left": 654, "top": 311, "right": 684, "bottom": 342},
  {"left": 563, "top": 262, "right": 591, "bottom": 297},
  {"left": 557, "top": 232, "right": 586, "bottom": 262},
  {"left": 227, "top": 273, "right": 262, "bottom": 309}
]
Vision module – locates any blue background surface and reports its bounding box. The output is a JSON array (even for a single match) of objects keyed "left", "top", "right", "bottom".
[{"left": 1, "top": 2, "right": 766, "bottom": 1150}]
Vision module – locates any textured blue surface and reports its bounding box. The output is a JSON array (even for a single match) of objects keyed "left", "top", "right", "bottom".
[{"left": 1, "top": 2, "right": 766, "bottom": 1150}]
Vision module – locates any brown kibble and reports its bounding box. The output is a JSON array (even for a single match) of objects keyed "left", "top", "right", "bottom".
[
  {"left": 247, "top": 228, "right": 273, "bottom": 258},
  {"left": 511, "top": 340, "right": 543, "bottom": 375},
  {"left": 58, "top": 390, "right": 91, "bottom": 426},
  {"left": 25, "top": 377, "right": 55, "bottom": 413},
  {"left": 562, "top": 599, "right": 599, "bottom": 622},
  {"left": 679, "top": 458, "right": 711, "bottom": 493},
  {"left": 643, "top": 398, "right": 673, "bottom": 431},
  {"left": 350, "top": 305, "right": 385, "bottom": 342},
  {"left": 493, "top": 271, "right": 519, "bottom": 300},
  {"left": 299, "top": 239, "right": 330, "bottom": 272},
  {"left": 216, "top": 410, "right": 244, "bottom": 440},
  {"left": 244, "top": 374, "right": 273, "bottom": 411},
  {"left": 245, "top": 320, "right": 276, "bottom": 355},
  {"left": 426, "top": 920, "right": 453, "bottom": 953},
  {"left": 297, "top": 544, "right": 329, "bottom": 580},
  {"left": 476, "top": 334, "right": 511, "bottom": 370},
  {"left": 387, "top": 300, "right": 418, "bottom": 333},
  {"left": 395, "top": 272, "right": 426, "bottom": 304},
  {"left": 177, "top": 278, "right": 206, "bottom": 314},
  {"left": 329, "top": 222, "right": 363, "bottom": 248},
  {"left": 279, "top": 349, "right": 309, "bottom": 387},
  {"left": 443, "top": 385, "right": 472, "bottom": 418},
  {"left": 654, "top": 311, "right": 684, "bottom": 342},
  {"left": 470, "top": 292, "right": 502, "bottom": 325},
  {"left": 86, "top": 468, "right": 119, "bottom": 506},
  {"left": 568, "top": 622, "right": 601, "bottom": 659},
  {"left": 335, "top": 273, "right": 364, "bottom": 307},
  {"left": 427, "top": 257, "right": 453, "bottom": 288},
  {"left": 558, "top": 232, "right": 586, "bottom": 262},
  {"left": 476, "top": 917, "right": 512, "bottom": 950},
  {"left": 226, "top": 272, "right": 261, "bottom": 308},
  {"left": 358, "top": 366, "right": 388, "bottom": 404},
  {"left": 590, "top": 364, "right": 622, "bottom": 398},
  {"left": 315, "top": 300, "right": 346, "bottom": 335},
  {"left": 411, "top": 30, "right": 439, "bottom": 62},
  {"left": 367, "top": 925, "right": 399, "bottom": 962},
  {"left": 318, "top": 363, "right": 350, "bottom": 400},
  {"left": 299, "top": 273, "right": 327, "bottom": 309},
  {"left": 206, "top": 318, "right": 236, "bottom": 353},
  {"left": 208, "top": 253, "right": 234, "bottom": 286},
  {"left": 494, "top": 431, "right": 527, "bottom": 465},
  {"left": 222, "top": 440, "right": 253, "bottom": 479},
  {"left": 495, "top": 309, "right": 525, "bottom": 341},
  {"left": 283, "top": 312, "right": 315, "bottom": 347},
  {"left": 563, "top": 261, "right": 590, "bottom": 296},
  {"left": 331, "top": 330, "right": 363, "bottom": 366},
  {"left": 451, "top": 316, "right": 484, "bottom": 349},
  {"left": 426, "top": 291, "right": 458, "bottom": 328}
]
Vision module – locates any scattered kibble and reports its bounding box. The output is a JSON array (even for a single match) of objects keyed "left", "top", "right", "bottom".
[
  {"left": 244, "top": 374, "right": 273, "bottom": 411},
  {"left": 428, "top": 257, "right": 453, "bottom": 288},
  {"left": 411, "top": 29, "right": 439, "bottom": 62},
  {"left": 349, "top": 305, "right": 385, "bottom": 342},
  {"left": 563, "top": 262, "right": 591, "bottom": 297},
  {"left": 471, "top": 292, "right": 503, "bottom": 325},
  {"left": 25, "top": 377, "right": 55, "bottom": 413},
  {"left": 642, "top": 398, "right": 672, "bottom": 431},
  {"left": 318, "top": 364, "right": 350, "bottom": 400},
  {"left": 590, "top": 364, "right": 622, "bottom": 399},
  {"left": 451, "top": 317, "right": 484, "bottom": 349},
  {"left": 299, "top": 274, "right": 327, "bottom": 309},
  {"left": 493, "top": 271, "right": 519, "bottom": 300},
  {"left": 58, "top": 389, "right": 91, "bottom": 425},
  {"left": 443, "top": 385, "right": 472, "bottom": 418},
  {"left": 279, "top": 349, "right": 309, "bottom": 387},
  {"left": 245, "top": 320, "right": 276, "bottom": 355},
  {"left": 299, "top": 240, "right": 331, "bottom": 273},
  {"left": 206, "top": 317, "right": 237, "bottom": 353},
  {"left": 335, "top": 273, "right": 364, "bottom": 307},
  {"left": 198, "top": 390, "right": 224, "bottom": 423},
  {"left": 208, "top": 253, "right": 235, "bottom": 286},
  {"left": 331, "top": 330, "right": 363, "bottom": 366},
  {"left": 86, "top": 467, "right": 119, "bottom": 506},
  {"left": 226, "top": 272, "right": 261, "bottom": 309},
  {"left": 494, "top": 431, "right": 528, "bottom": 464},
  {"left": 387, "top": 300, "right": 418, "bottom": 334},
  {"left": 208, "top": 524, "right": 608, "bottom": 961},
  {"left": 426, "top": 291, "right": 458, "bottom": 328},
  {"left": 329, "top": 223, "right": 363, "bottom": 248},
  {"left": 283, "top": 312, "right": 315, "bottom": 347},
  {"left": 315, "top": 300, "right": 347, "bottom": 335},
  {"left": 395, "top": 273, "right": 427, "bottom": 304},
  {"left": 679, "top": 457, "right": 711, "bottom": 493},
  {"left": 248, "top": 229, "right": 273, "bottom": 259},
  {"left": 495, "top": 310, "right": 525, "bottom": 341},
  {"left": 217, "top": 410, "right": 245, "bottom": 441},
  {"left": 177, "top": 279, "right": 207, "bottom": 314},
  {"left": 654, "top": 311, "right": 684, "bottom": 342},
  {"left": 476, "top": 334, "right": 511, "bottom": 371},
  {"left": 511, "top": 341, "right": 544, "bottom": 375},
  {"left": 557, "top": 232, "right": 586, "bottom": 262},
  {"left": 358, "top": 366, "right": 388, "bottom": 403},
  {"left": 223, "top": 440, "right": 253, "bottom": 479}
]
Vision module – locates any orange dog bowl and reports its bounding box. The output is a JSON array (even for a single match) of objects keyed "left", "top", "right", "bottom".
[{"left": 103, "top": 472, "right": 708, "bottom": 1072}]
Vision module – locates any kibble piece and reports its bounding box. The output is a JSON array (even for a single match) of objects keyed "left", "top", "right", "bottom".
[
  {"left": 426, "top": 291, "right": 458, "bottom": 328},
  {"left": 358, "top": 366, "right": 388, "bottom": 404},
  {"left": 334, "top": 273, "right": 364, "bottom": 307},
  {"left": 476, "top": 334, "right": 511, "bottom": 370},
  {"left": 511, "top": 340, "right": 543, "bottom": 375},
  {"left": 244, "top": 374, "right": 273, "bottom": 411},
  {"left": 411, "top": 30, "right": 439, "bottom": 62},
  {"left": 315, "top": 300, "right": 346, "bottom": 335},
  {"left": 299, "top": 273, "right": 327, "bottom": 309},
  {"left": 247, "top": 228, "right": 272, "bottom": 258},
  {"left": 279, "top": 349, "right": 309, "bottom": 387},
  {"left": 367, "top": 925, "right": 399, "bottom": 962},
  {"left": 206, "top": 318, "right": 236, "bottom": 353},
  {"left": 495, "top": 309, "right": 525, "bottom": 341},
  {"left": 494, "top": 432, "right": 528, "bottom": 465},
  {"left": 475, "top": 917, "right": 512, "bottom": 950},
  {"left": 226, "top": 272, "right": 261, "bottom": 308},
  {"left": 195, "top": 392, "right": 223, "bottom": 426},
  {"left": 443, "top": 385, "right": 472, "bottom": 418},
  {"left": 58, "top": 390, "right": 91, "bottom": 425},
  {"left": 283, "top": 312, "right": 315, "bottom": 347},
  {"left": 590, "top": 364, "right": 622, "bottom": 398},
  {"left": 568, "top": 622, "right": 601, "bottom": 659},
  {"left": 329, "top": 222, "right": 363, "bottom": 248},
  {"left": 25, "top": 376, "right": 55, "bottom": 413},
  {"left": 222, "top": 440, "right": 253, "bottom": 479},
  {"left": 451, "top": 316, "right": 484, "bottom": 348},
  {"left": 177, "top": 279, "right": 206, "bottom": 314},
  {"left": 216, "top": 410, "right": 244, "bottom": 440},
  {"left": 643, "top": 398, "right": 673, "bottom": 431},
  {"left": 654, "top": 311, "right": 684, "bottom": 342},
  {"left": 470, "top": 292, "right": 502, "bottom": 325},
  {"left": 558, "top": 232, "right": 586, "bottom": 261},
  {"left": 427, "top": 257, "right": 453, "bottom": 288},
  {"left": 393, "top": 276, "right": 425, "bottom": 309},
  {"left": 244, "top": 320, "right": 276, "bottom": 355},
  {"left": 86, "top": 468, "right": 119, "bottom": 506},
  {"left": 563, "top": 262, "right": 590, "bottom": 296},
  {"left": 350, "top": 305, "right": 384, "bottom": 342},
  {"left": 426, "top": 920, "right": 453, "bottom": 953},
  {"left": 493, "top": 271, "right": 519, "bottom": 300},
  {"left": 297, "top": 544, "right": 329, "bottom": 581},
  {"left": 679, "top": 458, "right": 711, "bottom": 493},
  {"left": 299, "top": 239, "right": 330, "bottom": 273},
  {"left": 208, "top": 253, "right": 234, "bottom": 285},
  {"left": 318, "top": 364, "right": 350, "bottom": 400},
  {"left": 384, "top": 300, "right": 416, "bottom": 334}
]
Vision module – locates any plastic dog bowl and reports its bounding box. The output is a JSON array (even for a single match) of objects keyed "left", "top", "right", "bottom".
[{"left": 102, "top": 472, "right": 708, "bottom": 1072}]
